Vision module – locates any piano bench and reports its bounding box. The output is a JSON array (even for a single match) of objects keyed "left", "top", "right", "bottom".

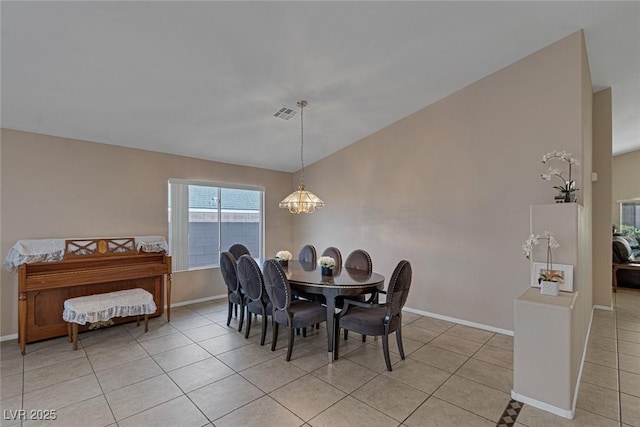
[{"left": 63, "top": 288, "right": 158, "bottom": 350}]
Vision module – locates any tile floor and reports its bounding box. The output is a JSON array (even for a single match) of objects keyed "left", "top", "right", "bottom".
[{"left": 1, "top": 290, "right": 638, "bottom": 427}]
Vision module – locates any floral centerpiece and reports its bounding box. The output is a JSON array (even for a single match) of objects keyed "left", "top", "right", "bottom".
[
  {"left": 318, "top": 256, "right": 336, "bottom": 276},
  {"left": 523, "top": 231, "right": 561, "bottom": 295},
  {"left": 540, "top": 150, "right": 580, "bottom": 203},
  {"left": 275, "top": 250, "right": 292, "bottom": 266}
]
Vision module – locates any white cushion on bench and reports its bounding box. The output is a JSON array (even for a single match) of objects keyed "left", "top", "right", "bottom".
[{"left": 63, "top": 288, "right": 157, "bottom": 325}]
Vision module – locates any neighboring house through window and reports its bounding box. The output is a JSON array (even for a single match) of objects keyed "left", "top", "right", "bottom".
[
  {"left": 620, "top": 199, "right": 640, "bottom": 236},
  {"left": 168, "top": 180, "right": 264, "bottom": 272}
]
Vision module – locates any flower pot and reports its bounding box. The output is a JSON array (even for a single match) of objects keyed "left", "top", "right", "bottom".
[
  {"left": 540, "top": 280, "right": 559, "bottom": 296},
  {"left": 277, "top": 259, "right": 288, "bottom": 267},
  {"left": 321, "top": 266, "right": 333, "bottom": 276}
]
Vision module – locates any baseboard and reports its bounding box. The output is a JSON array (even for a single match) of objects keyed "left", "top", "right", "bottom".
[
  {"left": 511, "top": 391, "right": 575, "bottom": 419},
  {"left": 593, "top": 304, "right": 614, "bottom": 311},
  {"left": 0, "top": 333, "right": 18, "bottom": 343},
  {"left": 169, "top": 294, "right": 226, "bottom": 308},
  {"left": 403, "top": 306, "right": 513, "bottom": 336}
]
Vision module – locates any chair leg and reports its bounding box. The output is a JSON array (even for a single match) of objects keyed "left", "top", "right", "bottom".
[
  {"left": 271, "top": 321, "right": 279, "bottom": 351},
  {"left": 302, "top": 327, "right": 307, "bottom": 338},
  {"left": 382, "top": 333, "right": 392, "bottom": 371},
  {"left": 244, "top": 308, "right": 252, "bottom": 339},
  {"left": 234, "top": 304, "right": 238, "bottom": 317},
  {"left": 396, "top": 327, "right": 406, "bottom": 359},
  {"left": 362, "top": 334, "right": 366, "bottom": 342},
  {"left": 334, "top": 321, "right": 341, "bottom": 360},
  {"left": 227, "top": 301, "right": 233, "bottom": 326},
  {"left": 260, "top": 312, "right": 268, "bottom": 346},
  {"left": 344, "top": 329, "right": 348, "bottom": 340},
  {"left": 238, "top": 303, "right": 245, "bottom": 332},
  {"left": 144, "top": 314, "right": 149, "bottom": 333},
  {"left": 286, "top": 325, "right": 295, "bottom": 361}
]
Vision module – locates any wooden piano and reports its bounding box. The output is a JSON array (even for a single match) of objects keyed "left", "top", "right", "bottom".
[{"left": 16, "top": 237, "right": 172, "bottom": 354}]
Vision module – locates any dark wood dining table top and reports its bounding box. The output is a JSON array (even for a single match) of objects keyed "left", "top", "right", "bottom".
[{"left": 282, "top": 260, "right": 385, "bottom": 289}]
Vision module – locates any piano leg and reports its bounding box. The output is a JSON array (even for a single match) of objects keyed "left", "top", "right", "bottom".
[{"left": 19, "top": 292, "right": 27, "bottom": 355}]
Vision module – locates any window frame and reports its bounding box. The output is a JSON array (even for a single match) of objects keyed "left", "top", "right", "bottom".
[{"left": 168, "top": 178, "right": 265, "bottom": 272}]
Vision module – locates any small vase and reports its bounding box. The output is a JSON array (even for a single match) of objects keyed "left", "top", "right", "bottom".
[
  {"left": 321, "top": 266, "right": 333, "bottom": 276},
  {"left": 540, "top": 280, "right": 559, "bottom": 296},
  {"left": 277, "top": 259, "right": 288, "bottom": 267}
]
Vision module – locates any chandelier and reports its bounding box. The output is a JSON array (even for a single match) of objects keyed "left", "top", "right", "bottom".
[{"left": 279, "top": 100, "right": 325, "bottom": 214}]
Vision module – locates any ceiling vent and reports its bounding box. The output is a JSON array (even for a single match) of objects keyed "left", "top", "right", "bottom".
[{"left": 273, "top": 106, "right": 297, "bottom": 120}]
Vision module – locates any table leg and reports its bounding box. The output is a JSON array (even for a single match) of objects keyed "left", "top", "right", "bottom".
[{"left": 324, "top": 293, "right": 337, "bottom": 363}]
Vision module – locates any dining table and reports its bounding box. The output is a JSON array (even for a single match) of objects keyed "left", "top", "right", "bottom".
[{"left": 281, "top": 260, "right": 385, "bottom": 362}]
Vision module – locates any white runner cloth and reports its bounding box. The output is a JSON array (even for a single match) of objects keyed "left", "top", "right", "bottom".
[{"left": 4, "top": 236, "right": 168, "bottom": 272}]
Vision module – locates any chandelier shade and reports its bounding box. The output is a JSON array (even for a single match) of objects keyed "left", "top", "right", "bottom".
[
  {"left": 279, "top": 184, "right": 326, "bottom": 214},
  {"left": 279, "top": 100, "right": 325, "bottom": 214}
]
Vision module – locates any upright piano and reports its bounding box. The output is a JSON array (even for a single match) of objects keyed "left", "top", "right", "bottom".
[{"left": 10, "top": 237, "right": 172, "bottom": 354}]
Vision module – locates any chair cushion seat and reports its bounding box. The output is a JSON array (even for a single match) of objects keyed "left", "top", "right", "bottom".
[
  {"left": 274, "top": 300, "right": 326, "bottom": 327},
  {"left": 340, "top": 306, "right": 401, "bottom": 336},
  {"left": 247, "top": 298, "right": 272, "bottom": 316}
]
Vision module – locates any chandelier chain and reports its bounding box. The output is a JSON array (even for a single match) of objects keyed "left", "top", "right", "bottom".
[{"left": 298, "top": 100, "right": 305, "bottom": 186}]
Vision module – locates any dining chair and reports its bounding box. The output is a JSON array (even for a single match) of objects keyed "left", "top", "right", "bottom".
[
  {"left": 334, "top": 260, "right": 412, "bottom": 371},
  {"left": 220, "top": 251, "right": 246, "bottom": 332},
  {"left": 321, "top": 247, "right": 342, "bottom": 268},
  {"left": 345, "top": 249, "right": 372, "bottom": 272},
  {"left": 263, "top": 259, "right": 327, "bottom": 361},
  {"left": 298, "top": 244, "right": 317, "bottom": 264},
  {"left": 237, "top": 254, "right": 272, "bottom": 345},
  {"left": 342, "top": 248, "right": 374, "bottom": 340},
  {"left": 229, "top": 243, "right": 251, "bottom": 260}
]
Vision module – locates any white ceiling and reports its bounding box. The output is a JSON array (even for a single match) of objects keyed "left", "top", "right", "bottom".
[{"left": 2, "top": 1, "right": 639, "bottom": 172}]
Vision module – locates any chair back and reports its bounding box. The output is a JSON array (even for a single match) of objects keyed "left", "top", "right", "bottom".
[
  {"left": 321, "top": 247, "right": 343, "bottom": 267},
  {"left": 229, "top": 243, "right": 251, "bottom": 260},
  {"left": 345, "top": 249, "right": 372, "bottom": 272},
  {"left": 298, "top": 244, "right": 317, "bottom": 264},
  {"left": 220, "top": 252, "right": 239, "bottom": 292},
  {"left": 237, "top": 255, "right": 265, "bottom": 302},
  {"left": 263, "top": 259, "right": 291, "bottom": 311},
  {"left": 386, "top": 260, "right": 412, "bottom": 318}
]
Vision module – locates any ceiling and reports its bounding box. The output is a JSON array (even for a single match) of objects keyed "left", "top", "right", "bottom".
[{"left": 2, "top": 1, "right": 639, "bottom": 172}]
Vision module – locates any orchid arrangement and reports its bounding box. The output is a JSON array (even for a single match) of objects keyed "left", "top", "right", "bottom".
[
  {"left": 318, "top": 256, "right": 336, "bottom": 268},
  {"left": 540, "top": 150, "right": 580, "bottom": 203},
  {"left": 275, "top": 250, "right": 292, "bottom": 261},
  {"left": 523, "top": 231, "right": 562, "bottom": 282}
]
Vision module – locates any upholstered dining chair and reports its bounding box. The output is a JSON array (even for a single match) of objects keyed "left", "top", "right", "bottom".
[
  {"left": 237, "top": 255, "right": 272, "bottom": 345},
  {"left": 345, "top": 249, "right": 372, "bottom": 272},
  {"left": 342, "top": 249, "right": 374, "bottom": 340},
  {"left": 229, "top": 243, "right": 251, "bottom": 260},
  {"left": 334, "top": 260, "right": 412, "bottom": 371},
  {"left": 298, "top": 244, "right": 317, "bottom": 264},
  {"left": 321, "top": 247, "right": 343, "bottom": 268},
  {"left": 263, "top": 259, "right": 327, "bottom": 361},
  {"left": 219, "top": 252, "right": 245, "bottom": 332}
]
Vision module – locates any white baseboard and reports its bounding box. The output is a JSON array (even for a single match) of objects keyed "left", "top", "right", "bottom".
[
  {"left": 403, "top": 306, "right": 514, "bottom": 336},
  {"left": 0, "top": 333, "right": 18, "bottom": 343},
  {"left": 511, "top": 391, "right": 575, "bottom": 419},
  {"left": 593, "top": 304, "right": 613, "bottom": 311},
  {"left": 169, "top": 294, "right": 226, "bottom": 308}
]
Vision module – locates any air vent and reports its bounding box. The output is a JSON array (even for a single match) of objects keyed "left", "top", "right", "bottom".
[{"left": 273, "top": 106, "right": 297, "bottom": 120}]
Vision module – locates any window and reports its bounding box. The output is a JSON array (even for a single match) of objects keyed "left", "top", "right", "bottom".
[
  {"left": 620, "top": 199, "right": 640, "bottom": 236},
  {"left": 168, "top": 180, "right": 263, "bottom": 272}
]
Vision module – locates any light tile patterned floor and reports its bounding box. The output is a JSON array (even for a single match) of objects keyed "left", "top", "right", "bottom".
[{"left": 1, "top": 290, "right": 638, "bottom": 426}]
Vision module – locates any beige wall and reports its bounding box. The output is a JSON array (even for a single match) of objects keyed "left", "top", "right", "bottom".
[
  {"left": 613, "top": 149, "right": 640, "bottom": 226},
  {"left": 0, "top": 129, "right": 294, "bottom": 336},
  {"left": 592, "top": 89, "right": 613, "bottom": 308},
  {"left": 291, "top": 31, "right": 591, "bottom": 331}
]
